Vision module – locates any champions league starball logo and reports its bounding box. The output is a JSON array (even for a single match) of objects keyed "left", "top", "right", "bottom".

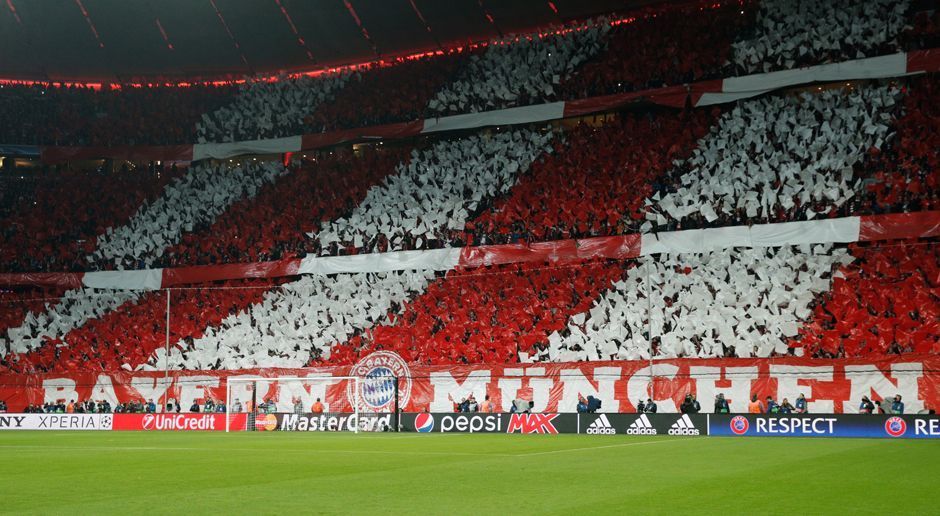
[
  {"left": 347, "top": 351, "right": 412, "bottom": 412},
  {"left": 884, "top": 416, "right": 907, "bottom": 437}
]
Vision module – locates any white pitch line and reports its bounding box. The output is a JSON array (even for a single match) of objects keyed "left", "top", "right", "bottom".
[{"left": 517, "top": 437, "right": 699, "bottom": 457}]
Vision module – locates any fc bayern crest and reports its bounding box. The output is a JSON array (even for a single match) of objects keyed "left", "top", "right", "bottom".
[
  {"left": 884, "top": 416, "right": 907, "bottom": 437},
  {"left": 347, "top": 351, "right": 412, "bottom": 412},
  {"left": 730, "top": 415, "right": 750, "bottom": 435}
]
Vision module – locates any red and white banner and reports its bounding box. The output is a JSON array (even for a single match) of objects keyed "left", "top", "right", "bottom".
[
  {"left": 0, "top": 211, "right": 936, "bottom": 290},
  {"left": 1, "top": 353, "right": 936, "bottom": 415},
  {"left": 111, "top": 413, "right": 245, "bottom": 431}
]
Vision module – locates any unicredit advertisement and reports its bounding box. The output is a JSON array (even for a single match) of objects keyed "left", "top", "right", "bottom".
[
  {"left": 709, "top": 414, "right": 940, "bottom": 439},
  {"left": 112, "top": 413, "right": 247, "bottom": 431}
]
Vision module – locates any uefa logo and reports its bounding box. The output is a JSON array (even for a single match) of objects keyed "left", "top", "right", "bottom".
[
  {"left": 884, "top": 416, "right": 907, "bottom": 437},
  {"left": 730, "top": 415, "right": 750, "bottom": 435},
  {"left": 415, "top": 413, "right": 435, "bottom": 433},
  {"left": 347, "top": 351, "right": 412, "bottom": 412}
]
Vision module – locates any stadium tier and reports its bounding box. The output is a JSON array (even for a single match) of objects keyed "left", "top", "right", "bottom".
[
  {"left": 0, "top": 0, "right": 938, "bottom": 416},
  {"left": 0, "top": 0, "right": 934, "bottom": 148}
]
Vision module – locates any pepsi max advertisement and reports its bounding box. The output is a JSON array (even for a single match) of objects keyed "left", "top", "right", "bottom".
[
  {"left": 710, "top": 414, "right": 940, "bottom": 439},
  {"left": 402, "top": 413, "right": 708, "bottom": 435}
]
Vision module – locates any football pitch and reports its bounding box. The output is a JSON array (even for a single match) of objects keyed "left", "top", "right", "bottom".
[{"left": 1, "top": 432, "right": 937, "bottom": 515}]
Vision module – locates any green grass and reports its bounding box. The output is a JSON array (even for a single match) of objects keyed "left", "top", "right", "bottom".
[{"left": 0, "top": 432, "right": 937, "bottom": 515}]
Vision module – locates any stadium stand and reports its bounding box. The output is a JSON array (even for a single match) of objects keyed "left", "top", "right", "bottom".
[
  {"left": 195, "top": 74, "right": 349, "bottom": 143},
  {"left": 0, "top": 83, "right": 237, "bottom": 146},
  {"left": 559, "top": 3, "right": 757, "bottom": 99},
  {"left": 0, "top": 165, "right": 184, "bottom": 273},
  {"left": 731, "top": 0, "right": 910, "bottom": 74},
  {"left": 794, "top": 240, "right": 940, "bottom": 358},
  {"left": 1, "top": 1, "right": 939, "bottom": 377}
]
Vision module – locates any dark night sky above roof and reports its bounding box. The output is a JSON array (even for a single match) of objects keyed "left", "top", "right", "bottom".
[{"left": 0, "top": 0, "right": 661, "bottom": 83}]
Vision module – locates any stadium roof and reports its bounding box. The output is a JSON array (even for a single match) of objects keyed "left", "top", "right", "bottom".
[{"left": 0, "top": 0, "right": 659, "bottom": 84}]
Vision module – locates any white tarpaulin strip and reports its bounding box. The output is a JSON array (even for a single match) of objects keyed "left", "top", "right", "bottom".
[
  {"left": 298, "top": 248, "right": 461, "bottom": 275},
  {"left": 82, "top": 269, "right": 164, "bottom": 291},
  {"left": 192, "top": 135, "right": 302, "bottom": 161},
  {"left": 421, "top": 102, "right": 565, "bottom": 134}
]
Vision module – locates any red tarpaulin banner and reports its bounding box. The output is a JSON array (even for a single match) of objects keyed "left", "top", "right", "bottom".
[
  {"left": 161, "top": 258, "right": 302, "bottom": 287},
  {"left": 0, "top": 272, "right": 84, "bottom": 289},
  {"left": 2, "top": 353, "right": 936, "bottom": 415}
]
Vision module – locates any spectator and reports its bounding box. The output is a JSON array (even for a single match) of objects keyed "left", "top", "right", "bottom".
[
  {"left": 0, "top": 399, "right": 6, "bottom": 412},
  {"left": 577, "top": 394, "right": 589, "bottom": 413},
  {"left": 293, "top": 397, "right": 304, "bottom": 415},
  {"left": 232, "top": 399, "right": 243, "bottom": 413},
  {"left": 714, "top": 394, "right": 730, "bottom": 414},
  {"left": 795, "top": 394, "right": 808, "bottom": 414},
  {"left": 765, "top": 396, "right": 779, "bottom": 414},
  {"left": 511, "top": 398, "right": 532, "bottom": 414},
  {"left": 189, "top": 401, "right": 200, "bottom": 413},
  {"left": 146, "top": 399, "right": 157, "bottom": 413},
  {"left": 748, "top": 394, "right": 764, "bottom": 414},
  {"left": 466, "top": 394, "right": 479, "bottom": 413},
  {"left": 891, "top": 395, "right": 905, "bottom": 414}
]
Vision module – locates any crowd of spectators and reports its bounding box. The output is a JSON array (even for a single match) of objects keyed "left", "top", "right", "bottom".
[
  {"left": 2, "top": 73, "right": 939, "bottom": 373},
  {"left": 730, "top": 0, "right": 910, "bottom": 74},
  {"left": 0, "top": 82, "right": 237, "bottom": 146},
  {"left": 325, "top": 260, "right": 625, "bottom": 366},
  {"left": 0, "top": 164, "right": 183, "bottom": 273},
  {"left": 794, "top": 240, "right": 939, "bottom": 358},
  {"left": 647, "top": 84, "right": 899, "bottom": 232},
  {"left": 157, "top": 147, "right": 406, "bottom": 268},
  {"left": 305, "top": 52, "right": 467, "bottom": 132},
  {"left": 196, "top": 73, "right": 348, "bottom": 143},
  {"left": 315, "top": 128, "right": 552, "bottom": 254},
  {"left": 1, "top": 0, "right": 936, "bottom": 150},
  {"left": 467, "top": 109, "right": 713, "bottom": 244},
  {"left": 559, "top": 3, "right": 756, "bottom": 99},
  {"left": 150, "top": 270, "right": 435, "bottom": 371},
  {"left": 90, "top": 160, "right": 285, "bottom": 271},
  {"left": 551, "top": 245, "right": 850, "bottom": 362}
]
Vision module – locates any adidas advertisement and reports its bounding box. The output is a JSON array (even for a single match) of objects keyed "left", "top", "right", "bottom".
[
  {"left": 626, "top": 414, "right": 658, "bottom": 435},
  {"left": 668, "top": 414, "right": 701, "bottom": 435},
  {"left": 585, "top": 415, "right": 617, "bottom": 434},
  {"left": 580, "top": 414, "right": 709, "bottom": 436}
]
